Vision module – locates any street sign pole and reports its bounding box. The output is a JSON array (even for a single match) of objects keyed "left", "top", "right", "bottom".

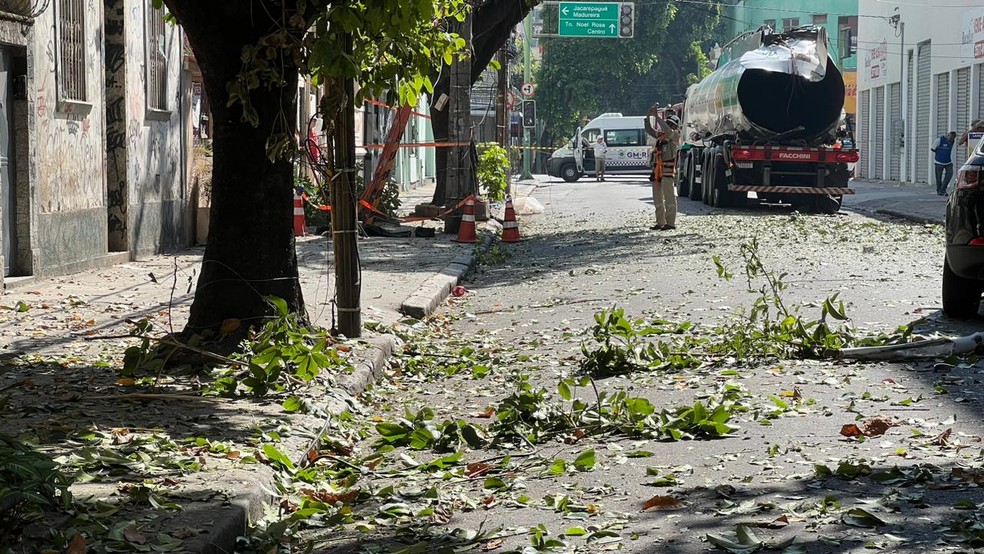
[{"left": 521, "top": 13, "right": 533, "bottom": 180}]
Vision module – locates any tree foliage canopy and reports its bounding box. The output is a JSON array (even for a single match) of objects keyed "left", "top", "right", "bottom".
[{"left": 535, "top": 0, "right": 726, "bottom": 144}]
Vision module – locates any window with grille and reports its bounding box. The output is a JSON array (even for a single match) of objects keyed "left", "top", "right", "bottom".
[
  {"left": 145, "top": 3, "right": 168, "bottom": 113},
  {"left": 56, "top": 0, "right": 86, "bottom": 103},
  {"left": 763, "top": 19, "right": 775, "bottom": 30},
  {"left": 782, "top": 18, "right": 800, "bottom": 31},
  {"left": 812, "top": 14, "right": 828, "bottom": 25}
]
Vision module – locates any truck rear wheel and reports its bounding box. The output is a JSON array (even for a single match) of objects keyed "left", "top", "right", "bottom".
[
  {"left": 676, "top": 152, "right": 690, "bottom": 197},
  {"left": 701, "top": 151, "right": 713, "bottom": 205},
  {"left": 689, "top": 156, "right": 702, "bottom": 201},
  {"left": 710, "top": 156, "right": 730, "bottom": 208},
  {"left": 560, "top": 163, "right": 580, "bottom": 183},
  {"left": 816, "top": 195, "right": 842, "bottom": 214}
]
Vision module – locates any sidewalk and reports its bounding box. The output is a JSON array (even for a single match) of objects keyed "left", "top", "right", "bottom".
[{"left": 842, "top": 178, "right": 946, "bottom": 224}]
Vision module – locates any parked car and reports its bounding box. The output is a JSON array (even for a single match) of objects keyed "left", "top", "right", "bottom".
[{"left": 943, "top": 136, "right": 984, "bottom": 318}]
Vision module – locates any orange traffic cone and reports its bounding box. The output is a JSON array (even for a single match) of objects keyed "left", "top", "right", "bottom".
[
  {"left": 293, "top": 192, "right": 307, "bottom": 236},
  {"left": 453, "top": 197, "right": 478, "bottom": 243},
  {"left": 501, "top": 196, "right": 521, "bottom": 243}
]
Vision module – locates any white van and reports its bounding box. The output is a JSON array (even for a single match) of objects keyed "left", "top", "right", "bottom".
[{"left": 546, "top": 113, "right": 652, "bottom": 182}]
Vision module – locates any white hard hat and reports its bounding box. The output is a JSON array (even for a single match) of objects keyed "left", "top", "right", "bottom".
[{"left": 666, "top": 114, "right": 680, "bottom": 127}]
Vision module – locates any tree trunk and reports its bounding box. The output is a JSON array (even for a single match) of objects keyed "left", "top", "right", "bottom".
[
  {"left": 430, "top": 0, "right": 536, "bottom": 206},
  {"left": 165, "top": 1, "right": 305, "bottom": 334}
]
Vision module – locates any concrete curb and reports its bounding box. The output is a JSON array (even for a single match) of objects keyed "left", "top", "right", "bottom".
[
  {"left": 873, "top": 208, "right": 941, "bottom": 226},
  {"left": 196, "top": 224, "right": 496, "bottom": 552},
  {"left": 844, "top": 205, "right": 942, "bottom": 226},
  {"left": 192, "top": 334, "right": 398, "bottom": 553},
  {"left": 198, "top": 227, "right": 496, "bottom": 549},
  {"left": 399, "top": 224, "right": 499, "bottom": 319},
  {"left": 335, "top": 334, "right": 400, "bottom": 396},
  {"left": 185, "top": 469, "right": 277, "bottom": 554}
]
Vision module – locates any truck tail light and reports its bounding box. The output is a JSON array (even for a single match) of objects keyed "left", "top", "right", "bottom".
[
  {"left": 731, "top": 148, "right": 754, "bottom": 161},
  {"left": 969, "top": 237, "right": 984, "bottom": 246},
  {"left": 957, "top": 167, "right": 981, "bottom": 190},
  {"left": 833, "top": 151, "right": 859, "bottom": 163}
]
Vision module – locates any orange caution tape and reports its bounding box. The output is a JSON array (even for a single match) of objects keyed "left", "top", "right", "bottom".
[{"left": 362, "top": 141, "right": 471, "bottom": 150}]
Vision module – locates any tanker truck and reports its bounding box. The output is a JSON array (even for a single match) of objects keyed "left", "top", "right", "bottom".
[{"left": 674, "top": 25, "right": 858, "bottom": 214}]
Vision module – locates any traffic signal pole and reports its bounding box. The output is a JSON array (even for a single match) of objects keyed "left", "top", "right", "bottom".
[{"left": 521, "top": 12, "right": 533, "bottom": 180}]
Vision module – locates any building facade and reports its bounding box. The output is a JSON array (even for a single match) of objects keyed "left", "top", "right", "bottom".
[
  {"left": 724, "top": 0, "right": 859, "bottom": 115},
  {"left": 0, "top": 0, "right": 189, "bottom": 286},
  {"left": 857, "top": 0, "right": 983, "bottom": 184}
]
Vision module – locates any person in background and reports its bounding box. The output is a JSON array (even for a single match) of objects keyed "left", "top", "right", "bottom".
[
  {"left": 931, "top": 131, "right": 957, "bottom": 196},
  {"left": 645, "top": 106, "right": 681, "bottom": 230},
  {"left": 592, "top": 136, "right": 608, "bottom": 181},
  {"left": 958, "top": 120, "right": 984, "bottom": 147}
]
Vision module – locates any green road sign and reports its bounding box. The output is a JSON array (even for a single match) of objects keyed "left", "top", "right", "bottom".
[{"left": 558, "top": 2, "right": 633, "bottom": 38}]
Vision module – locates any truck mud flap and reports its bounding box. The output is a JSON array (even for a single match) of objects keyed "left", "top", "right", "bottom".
[{"left": 729, "top": 185, "right": 854, "bottom": 195}]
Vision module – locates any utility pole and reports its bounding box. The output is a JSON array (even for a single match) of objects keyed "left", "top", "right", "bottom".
[
  {"left": 521, "top": 12, "right": 533, "bottom": 180},
  {"left": 445, "top": 14, "right": 473, "bottom": 233},
  {"left": 497, "top": 44, "right": 508, "bottom": 148},
  {"left": 330, "top": 33, "right": 361, "bottom": 338}
]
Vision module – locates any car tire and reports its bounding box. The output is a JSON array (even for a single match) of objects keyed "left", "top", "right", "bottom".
[
  {"left": 942, "top": 255, "right": 983, "bottom": 319},
  {"left": 560, "top": 163, "right": 580, "bottom": 183}
]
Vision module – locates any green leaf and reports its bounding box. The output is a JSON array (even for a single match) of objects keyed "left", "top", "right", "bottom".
[
  {"left": 557, "top": 380, "right": 573, "bottom": 401},
  {"left": 573, "top": 449, "right": 596, "bottom": 471},
  {"left": 549, "top": 459, "right": 567, "bottom": 476},
  {"left": 263, "top": 295, "right": 289, "bottom": 316},
  {"left": 626, "top": 450, "right": 654, "bottom": 458},
  {"left": 841, "top": 508, "right": 885, "bottom": 528},
  {"left": 282, "top": 396, "right": 303, "bottom": 413},
  {"left": 705, "top": 532, "right": 759, "bottom": 553},
  {"left": 262, "top": 444, "right": 295, "bottom": 471}
]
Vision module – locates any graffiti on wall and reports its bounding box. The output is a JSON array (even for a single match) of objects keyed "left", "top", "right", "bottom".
[{"left": 105, "top": 1, "right": 127, "bottom": 247}]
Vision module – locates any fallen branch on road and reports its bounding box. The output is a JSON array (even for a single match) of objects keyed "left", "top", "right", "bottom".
[{"left": 835, "top": 332, "right": 984, "bottom": 361}]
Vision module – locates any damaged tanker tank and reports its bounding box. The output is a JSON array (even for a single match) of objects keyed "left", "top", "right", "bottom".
[
  {"left": 685, "top": 26, "right": 845, "bottom": 144},
  {"left": 675, "top": 25, "right": 858, "bottom": 214}
]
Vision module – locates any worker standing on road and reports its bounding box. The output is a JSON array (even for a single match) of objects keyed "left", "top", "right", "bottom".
[
  {"left": 592, "top": 136, "right": 608, "bottom": 181},
  {"left": 931, "top": 131, "right": 957, "bottom": 196},
  {"left": 645, "top": 106, "right": 681, "bottom": 230}
]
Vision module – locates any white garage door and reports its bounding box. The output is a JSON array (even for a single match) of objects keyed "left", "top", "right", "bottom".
[
  {"left": 914, "top": 42, "right": 931, "bottom": 183},
  {"left": 873, "top": 87, "right": 885, "bottom": 179},
  {"left": 890, "top": 83, "right": 901, "bottom": 181},
  {"left": 857, "top": 89, "right": 869, "bottom": 179},
  {"left": 956, "top": 67, "right": 970, "bottom": 163}
]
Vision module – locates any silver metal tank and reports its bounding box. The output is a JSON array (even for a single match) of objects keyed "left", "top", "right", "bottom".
[{"left": 684, "top": 26, "right": 845, "bottom": 145}]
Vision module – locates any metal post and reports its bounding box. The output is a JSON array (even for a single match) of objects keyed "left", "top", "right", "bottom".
[
  {"left": 521, "top": 13, "right": 533, "bottom": 180},
  {"left": 331, "top": 33, "right": 361, "bottom": 338}
]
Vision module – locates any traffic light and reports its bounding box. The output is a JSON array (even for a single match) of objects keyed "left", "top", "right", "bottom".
[
  {"left": 619, "top": 3, "right": 634, "bottom": 38},
  {"left": 522, "top": 100, "right": 536, "bottom": 128}
]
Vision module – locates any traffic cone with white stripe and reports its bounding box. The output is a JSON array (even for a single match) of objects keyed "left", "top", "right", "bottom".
[
  {"left": 453, "top": 197, "right": 478, "bottom": 243},
  {"left": 501, "top": 196, "right": 521, "bottom": 243},
  {"left": 293, "top": 192, "right": 307, "bottom": 236}
]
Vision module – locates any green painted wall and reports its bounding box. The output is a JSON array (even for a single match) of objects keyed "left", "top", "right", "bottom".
[{"left": 724, "top": 0, "right": 858, "bottom": 71}]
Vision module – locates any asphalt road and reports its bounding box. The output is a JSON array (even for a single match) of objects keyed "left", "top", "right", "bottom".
[{"left": 313, "top": 176, "right": 984, "bottom": 554}]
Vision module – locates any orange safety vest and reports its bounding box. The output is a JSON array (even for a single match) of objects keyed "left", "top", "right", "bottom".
[
  {"left": 661, "top": 157, "right": 676, "bottom": 179},
  {"left": 652, "top": 149, "right": 675, "bottom": 181}
]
